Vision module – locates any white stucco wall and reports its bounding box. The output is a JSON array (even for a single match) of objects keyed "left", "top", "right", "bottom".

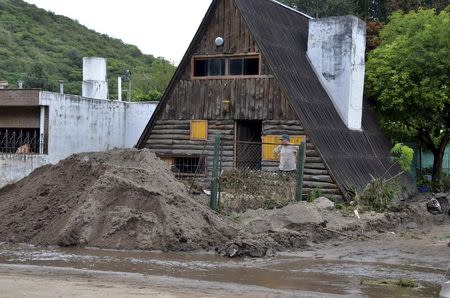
[
  {"left": 0, "top": 93, "right": 156, "bottom": 189},
  {"left": 40, "top": 92, "right": 156, "bottom": 164},
  {"left": 0, "top": 92, "right": 157, "bottom": 188},
  {"left": 0, "top": 154, "right": 49, "bottom": 188},
  {"left": 307, "top": 16, "right": 366, "bottom": 130}
]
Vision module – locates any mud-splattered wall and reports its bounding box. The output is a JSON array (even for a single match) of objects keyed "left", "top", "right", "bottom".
[{"left": 40, "top": 92, "right": 157, "bottom": 164}]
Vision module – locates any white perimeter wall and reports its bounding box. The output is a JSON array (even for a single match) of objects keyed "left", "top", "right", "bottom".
[
  {"left": 40, "top": 92, "right": 156, "bottom": 164},
  {"left": 0, "top": 154, "right": 49, "bottom": 188},
  {"left": 0, "top": 92, "right": 156, "bottom": 188}
]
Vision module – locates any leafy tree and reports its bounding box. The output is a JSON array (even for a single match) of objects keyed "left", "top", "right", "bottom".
[
  {"left": 366, "top": 21, "right": 384, "bottom": 52},
  {"left": 280, "top": 0, "right": 447, "bottom": 21},
  {"left": 279, "top": 0, "right": 360, "bottom": 18},
  {"left": 366, "top": 8, "right": 449, "bottom": 181},
  {"left": 24, "top": 63, "right": 54, "bottom": 90}
]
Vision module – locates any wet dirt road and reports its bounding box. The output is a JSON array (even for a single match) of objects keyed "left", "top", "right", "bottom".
[{"left": 0, "top": 240, "right": 447, "bottom": 298}]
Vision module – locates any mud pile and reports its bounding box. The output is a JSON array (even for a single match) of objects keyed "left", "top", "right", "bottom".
[{"left": 0, "top": 149, "right": 236, "bottom": 251}]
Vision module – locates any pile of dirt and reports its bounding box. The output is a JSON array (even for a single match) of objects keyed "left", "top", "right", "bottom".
[
  {"left": 0, "top": 149, "right": 237, "bottom": 251},
  {"left": 217, "top": 198, "right": 450, "bottom": 258}
]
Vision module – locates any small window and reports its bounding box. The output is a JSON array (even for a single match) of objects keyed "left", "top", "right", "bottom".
[
  {"left": 229, "top": 59, "right": 243, "bottom": 75},
  {"left": 193, "top": 58, "right": 225, "bottom": 77},
  {"left": 193, "top": 59, "right": 208, "bottom": 77},
  {"left": 190, "top": 120, "right": 208, "bottom": 141},
  {"left": 173, "top": 156, "right": 206, "bottom": 175},
  {"left": 209, "top": 58, "right": 225, "bottom": 76},
  {"left": 229, "top": 57, "right": 260, "bottom": 76}
]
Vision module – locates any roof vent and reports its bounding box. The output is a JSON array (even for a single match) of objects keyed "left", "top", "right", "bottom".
[{"left": 307, "top": 16, "right": 366, "bottom": 130}]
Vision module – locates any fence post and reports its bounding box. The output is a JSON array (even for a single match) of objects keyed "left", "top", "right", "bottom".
[
  {"left": 210, "top": 134, "right": 221, "bottom": 211},
  {"left": 295, "top": 140, "right": 306, "bottom": 202}
]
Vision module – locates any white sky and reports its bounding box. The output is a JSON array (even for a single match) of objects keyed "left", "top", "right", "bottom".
[{"left": 24, "top": 0, "right": 213, "bottom": 65}]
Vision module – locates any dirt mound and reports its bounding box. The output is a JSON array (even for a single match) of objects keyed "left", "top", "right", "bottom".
[{"left": 0, "top": 149, "right": 236, "bottom": 251}]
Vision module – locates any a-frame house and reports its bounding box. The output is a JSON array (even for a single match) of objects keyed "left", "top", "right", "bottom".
[{"left": 137, "top": 0, "right": 407, "bottom": 199}]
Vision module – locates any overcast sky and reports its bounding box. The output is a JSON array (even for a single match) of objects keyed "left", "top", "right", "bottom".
[{"left": 24, "top": 0, "right": 213, "bottom": 65}]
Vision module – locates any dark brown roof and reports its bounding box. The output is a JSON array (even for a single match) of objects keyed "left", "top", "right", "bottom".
[
  {"left": 235, "top": 0, "right": 408, "bottom": 191},
  {"left": 137, "top": 0, "right": 411, "bottom": 192}
]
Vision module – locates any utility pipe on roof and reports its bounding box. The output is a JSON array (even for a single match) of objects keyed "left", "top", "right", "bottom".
[{"left": 39, "top": 106, "right": 45, "bottom": 154}]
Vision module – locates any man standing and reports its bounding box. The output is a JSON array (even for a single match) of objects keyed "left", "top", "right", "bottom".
[{"left": 274, "top": 134, "right": 298, "bottom": 172}]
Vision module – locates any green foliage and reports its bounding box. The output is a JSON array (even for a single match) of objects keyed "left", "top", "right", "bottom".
[
  {"left": 263, "top": 198, "right": 289, "bottom": 210},
  {"left": 279, "top": 0, "right": 447, "bottom": 21},
  {"left": 366, "top": 8, "right": 450, "bottom": 180},
  {"left": 361, "top": 278, "right": 418, "bottom": 288},
  {"left": 335, "top": 203, "right": 355, "bottom": 217},
  {"left": 354, "top": 177, "right": 400, "bottom": 212},
  {"left": 279, "top": 0, "right": 360, "bottom": 18},
  {"left": 396, "top": 278, "right": 418, "bottom": 288},
  {"left": 417, "top": 168, "right": 450, "bottom": 192},
  {"left": 390, "top": 143, "right": 414, "bottom": 172},
  {"left": 24, "top": 63, "right": 54, "bottom": 90},
  {"left": 0, "top": 0, "right": 175, "bottom": 100},
  {"left": 307, "top": 187, "right": 323, "bottom": 203}
]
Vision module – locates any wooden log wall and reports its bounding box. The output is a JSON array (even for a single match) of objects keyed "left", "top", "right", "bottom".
[
  {"left": 146, "top": 119, "right": 342, "bottom": 200},
  {"left": 146, "top": 119, "right": 234, "bottom": 176}
]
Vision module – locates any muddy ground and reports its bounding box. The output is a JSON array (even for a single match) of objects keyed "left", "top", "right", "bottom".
[
  {"left": 0, "top": 149, "right": 448, "bottom": 296},
  {"left": 0, "top": 149, "right": 448, "bottom": 260},
  {"left": 0, "top": 224, "right": 448, "bottom": 297}
]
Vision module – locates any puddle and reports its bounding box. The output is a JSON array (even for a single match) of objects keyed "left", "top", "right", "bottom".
[{"left": 0, "top": 242, "right": 444, "bottom": 297}]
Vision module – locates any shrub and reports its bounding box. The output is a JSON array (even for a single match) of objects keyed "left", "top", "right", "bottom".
[
  {"left": 355, "top": 177, "right": 400, "bottom": 212},
  {"left": 307, "top": 187, "right": 323, "bottom": 203},
  {"left": 390, "top": 143, "right": 414, "bottom": 172}
]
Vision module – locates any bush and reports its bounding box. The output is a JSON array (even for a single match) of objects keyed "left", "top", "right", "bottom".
[
  {"left": 307, "top": 187, "right": 323, "bottom": 203},
  {"left": 390, "top": 143, "right": 414, "bottom": 172},
  {"left": 417, "top": 168, "right": 450, "bottom": 192},
  {"left": 355, "top": 177, "right": 400, "bottom": 212}
]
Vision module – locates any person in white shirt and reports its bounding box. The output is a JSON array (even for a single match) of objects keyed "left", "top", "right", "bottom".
[{"left": 274, "top": 134, "right": 298, "bottom": 172}]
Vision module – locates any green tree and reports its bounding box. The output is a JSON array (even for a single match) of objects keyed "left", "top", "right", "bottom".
[
  {"left": 279, "top": 0, "right": 360, "bottom": 18},
  {"left": 24, "top": 63, "right": 53, "bottom": 90},
  {"left": 280, "top": 0, "right": 447, "bottom": 21},
  {"left": 366, "top": 8, "right": 449, "bottom": 181}
]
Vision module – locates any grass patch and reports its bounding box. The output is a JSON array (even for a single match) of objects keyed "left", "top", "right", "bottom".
[
  {"left": 396, "top": 278, "right": 417, "bottom": 288},
  {"left": 434, "top": 234, "right": 450, "bottom": 241},
  {"left": 361, "top": 278, "right": 418, "bottom": 288}
]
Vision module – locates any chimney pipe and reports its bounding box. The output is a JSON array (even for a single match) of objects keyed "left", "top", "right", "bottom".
[
  {"left": 118, "top": 76, "right": 122, "bottom": 101},
  {"left": 17, "top": 80, "right": 24, "bottom": 89},
  {"left": 82, "top": 57, "right": 108, "bottom": 99},
  {"left": 307, "top": 16, "right": 366, "bottom": 130}
]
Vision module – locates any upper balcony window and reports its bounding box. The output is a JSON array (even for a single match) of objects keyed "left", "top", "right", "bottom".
[
  {"left": 192, "top": 55, "right": 260, "bottom": 78},
  {"left": 193, "top": 58, "right": 226, "bottom": 77},
  {"left": 229, "top": 57, "right": 259, "bottom": 76}
]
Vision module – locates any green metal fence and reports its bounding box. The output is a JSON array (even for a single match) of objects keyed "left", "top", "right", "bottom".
[{"left": 210, "top": 135, "right": 305, "bottom": 212}]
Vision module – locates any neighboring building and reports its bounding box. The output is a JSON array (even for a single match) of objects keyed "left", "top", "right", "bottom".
[
  {"left": 137, "top": 0, "right": 409, "bottom": 199},
  {"left": 0, "top": 58, "right": 157, "bottom": 188}
]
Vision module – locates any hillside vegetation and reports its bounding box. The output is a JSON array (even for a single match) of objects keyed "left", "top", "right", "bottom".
[{"left": 0, "top": 0, "right": 175, "bottom": 100}]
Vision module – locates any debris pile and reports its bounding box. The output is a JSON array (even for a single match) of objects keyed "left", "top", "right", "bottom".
[
  {"left": 426, "top": 193, "right": 450, "bottom": 215},
  {"left": 0, "top": 149, "right": 236, "bottom": 251}
]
